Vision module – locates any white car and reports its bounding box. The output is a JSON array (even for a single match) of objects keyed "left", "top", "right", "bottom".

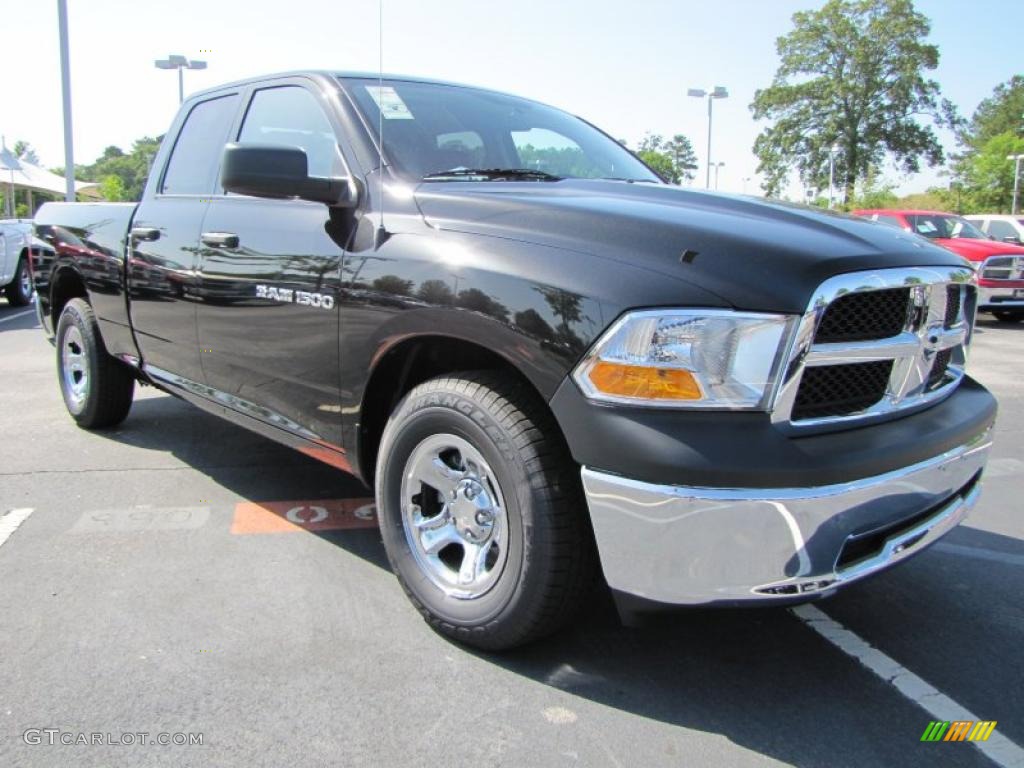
[
  {"left": 0, "top": 219, "right": 35, "bottom": 306},
  {"left": 965, "top": 214, "right": 1024, "bottom": 246}
]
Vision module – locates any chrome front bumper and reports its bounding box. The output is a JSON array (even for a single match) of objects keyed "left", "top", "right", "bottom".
[
  {"left": 581, "top": 428, "right": 992, "bottom": 605},
  {"left": 978, "top": 285, "right": 1024, "bottom": 311}
]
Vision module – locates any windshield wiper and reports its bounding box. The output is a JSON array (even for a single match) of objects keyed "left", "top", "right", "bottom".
[{"left": 421, "top": 168, "right": 562, "bottom": 182}]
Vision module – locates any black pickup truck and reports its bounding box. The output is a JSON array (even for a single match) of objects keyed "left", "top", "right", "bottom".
[{"left": 33, "top": 71, "right": 996, "bottom": 649}]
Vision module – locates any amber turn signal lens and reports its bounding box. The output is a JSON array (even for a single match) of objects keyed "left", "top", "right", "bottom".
[{"left": 587, "top": 361, "right": 702, "bottom": 401}]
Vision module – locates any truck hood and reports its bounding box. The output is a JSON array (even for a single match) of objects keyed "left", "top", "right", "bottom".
[
  {"left": 933, "top": 236, "right": 1024, "bottom": 262},
  {"left": 414, "top": 179, "right": 968, "bottom": 313}
]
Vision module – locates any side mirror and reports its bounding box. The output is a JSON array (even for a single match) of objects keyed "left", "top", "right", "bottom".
[
  {"left": 1002, "top": 236, "right": 1022, "bottom": 244},
  {"left": 221, "top": 143, "right": 357, "bottom": 206}
]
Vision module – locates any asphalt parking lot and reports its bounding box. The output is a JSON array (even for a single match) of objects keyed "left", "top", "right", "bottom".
[{"left": 1, "top": 298, "right": 1021, "bottom": 768}]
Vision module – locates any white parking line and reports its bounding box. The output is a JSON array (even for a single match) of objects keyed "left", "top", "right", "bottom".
[
  {"left": 793, "top": 604, "right": 1024, "bottom": 767},
  {"left": 934, "top": 542, "right": 1024, "bottom": 568},
  {"left": 0, "top": 308, "right": 35, "bottom": 325},
  {"left": 0, "top": 508, "right": 34, "bottom": 548}
]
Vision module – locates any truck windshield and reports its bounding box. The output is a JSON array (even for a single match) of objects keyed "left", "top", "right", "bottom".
[
  {"left": 342, "top": 77, "right": 661, "bottom": 184},
  {"left": 905, "top": 214, "right": 987, "bottom": 240}
]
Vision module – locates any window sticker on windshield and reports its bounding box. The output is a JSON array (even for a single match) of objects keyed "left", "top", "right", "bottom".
[{"left": 364, "top": 86, "right": 414, "bottom": 120}]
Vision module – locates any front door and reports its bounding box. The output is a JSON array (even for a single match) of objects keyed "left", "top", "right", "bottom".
[{"left": 195, "top": 83, "right": 347, "bottom": 446}]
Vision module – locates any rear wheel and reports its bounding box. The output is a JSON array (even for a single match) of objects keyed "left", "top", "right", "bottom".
[
  {"left": 5, "top": 257, "right": 33, "bottom": 306},
  {"left": 375, "top": 371, "right": 596, "bottom": 650},
  {"left": 992, "top": 311, "right": 1023, "bottom": 323},
  {"left": 56, "top": 298, "right": 135, "bottom": 428}
]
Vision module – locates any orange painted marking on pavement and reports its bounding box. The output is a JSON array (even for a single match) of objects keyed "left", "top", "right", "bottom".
[{"left": 231, "top": 498, "right": 377, "bottom": 535}]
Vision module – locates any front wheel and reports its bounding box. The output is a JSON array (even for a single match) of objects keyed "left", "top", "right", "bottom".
[
  {"left": 375, "top": 371, "right": 596, "bottom": 650},
  {"left": 992, "top": 311, "right": 1023, "bottom": 324},
  {"left": 56, "top": 298, "right": 135, "bottom": 428},
  {"left": 5, "top": 257, "right": 33, "bottom": 306}
]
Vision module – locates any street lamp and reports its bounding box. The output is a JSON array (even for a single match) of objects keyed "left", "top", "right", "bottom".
[
  {"left": 155, "top": 55, "right": 207, "bottom": 104},
  {"left": 742, "top": 176, "right": 752, "bottom": 194},
  {"left": 688, "top": 86, "right": 729, "bottom": 189},
  {"left": 712, "top": 161, "right": 725, "bottom": 190},
  {"left": 828, "top": 144, "right": 840, "bottom": 209},
  {"left": 1008, "top": 153, "right": 1024, "bottom": 215}
]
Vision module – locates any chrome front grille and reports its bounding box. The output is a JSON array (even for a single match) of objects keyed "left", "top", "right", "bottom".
[
  {"left": 980, "top": 255, "right": 1023, "bottom": 281},
  {"left": 772, "top": 267, "right": 976, "bottom": 429}
]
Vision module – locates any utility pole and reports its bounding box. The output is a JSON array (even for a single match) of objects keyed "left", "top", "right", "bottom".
[{"left": 1008, "top": 154, "right": 1024, "bottom": 215}]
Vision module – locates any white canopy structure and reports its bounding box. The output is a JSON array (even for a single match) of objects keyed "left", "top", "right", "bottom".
[{"left": 1, "top": 145, "right": 99, "bottom": 216}]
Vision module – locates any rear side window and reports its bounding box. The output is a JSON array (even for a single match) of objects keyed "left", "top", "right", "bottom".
[
  {"left": 238, "top": 86, "right": 341, "bottom": 178},
  {"left": 988, "top": 220, "right": 1018, "bottom": 240},
  {"left": 161, "top": 94, "right": 239, "bottom": 195}
]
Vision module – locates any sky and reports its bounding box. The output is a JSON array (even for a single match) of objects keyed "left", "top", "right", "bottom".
[{"left": 3, "top": 0, "right": 1021, "bottom": 199}]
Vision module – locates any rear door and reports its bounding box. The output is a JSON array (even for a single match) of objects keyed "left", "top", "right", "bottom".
[
  {"left": 194, "top": 79, "right": 348, "bottom": 446},
  {"left": 129, "top": 92, "right": 240, "bottom": 384}
]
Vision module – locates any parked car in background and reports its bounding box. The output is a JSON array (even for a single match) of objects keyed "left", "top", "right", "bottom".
[
  {"left": 0, "top": 219, "right": 35, "bottom": 306},
  {"left": 854, "top": 209, "right": 1024, "bottom": 323},
  {"left": 964, "top": 214, "right": 1024, "bottom": 246}
]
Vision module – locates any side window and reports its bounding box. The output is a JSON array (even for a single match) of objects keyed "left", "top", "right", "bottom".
[
  {"left": 511, "top": 128, "right": 596, "bottom": 178},
  {"left": 988, "top": 220, "right": 1017, "bottom": 241},
  {"left": 161, "top": 94, "right": 240, "bottom": 195},
  {"left": 238, "top": 86, "right": 340, "bottom": 178}
]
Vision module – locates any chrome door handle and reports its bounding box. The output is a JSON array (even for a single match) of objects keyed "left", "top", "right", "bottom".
[
  {"left": 201, "top": 232, "right": 239, "bottom": 249},
  {"left": 130, "top": 226, "right": 161, "bottom": 242}
]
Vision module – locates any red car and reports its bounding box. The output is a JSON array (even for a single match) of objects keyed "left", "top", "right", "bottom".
[{"left": 854, "top": 209, "right": 1024, "bottom": 323}]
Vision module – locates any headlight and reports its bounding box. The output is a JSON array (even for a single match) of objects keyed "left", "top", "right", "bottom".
[{"left": 573, "top": 309, "right": 793, "bottom": 409}]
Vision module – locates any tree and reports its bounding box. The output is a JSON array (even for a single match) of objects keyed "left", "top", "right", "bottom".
[
  {"left": 750, "top": 0, "right": 957, "bottom": 198},
  {"left": 12, "top": 140, "right": 40, "bottom": 166},
  {"left": 958, "top": 76, "right": 1024, "bottom": 151},
  {"left": 635, "top": 133, "right": 697, "bottom": 184},
  {"left": 99, "top": 175, "right": 127, "bottom": 202},
  {"left": 74, "top": 136, "right": 163, "bottom": 201},
  {"left": 951, "top": 76, "right": 1024, "bottom": 211}
]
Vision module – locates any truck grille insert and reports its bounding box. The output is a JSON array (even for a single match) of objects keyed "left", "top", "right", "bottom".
[
  {"left": 944, "top": 285, "right": 961, "bottom": 328},
  {"left": 778, "top": 268, "right": 975, "bottom": 426},
  {"left": 815, "top": 288, "right": 910, "bottom": 343},
  {"left": 791, "top": 361, "right": 893, "bottom": 420},
  {"left": 980, "top": 256, "right": 1021, "bottom": 281}
]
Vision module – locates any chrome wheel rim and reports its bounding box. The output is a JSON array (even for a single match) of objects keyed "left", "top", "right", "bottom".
[
  {"left": 19, "top": 264, "right": 31, "bottom": 299},
  {"left": 400, "top": 433, "right": 509, "bottom": 599},
  {"left": 61, "top": 325, "right": 88, "bottom": 408}
]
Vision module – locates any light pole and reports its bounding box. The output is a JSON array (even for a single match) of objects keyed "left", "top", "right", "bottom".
[
  {"left": 828, "top": 144, "right": 840, "bottom": 209},
  {"left": 688, "top": 86, "right": 729, "bottom": 189},
  {"left": 1008, "top": 153, "right": 1024, "bottom": 215},
  {"left": 712, "top": 162, "right": 725, "bottom": 190},
  {"left": 155, "top": 55, "right": 207, "bottom": 104},
  {"left": 57, "top": 0, "right": 75, "bottom": 202},
  {"left": 742, "top": 176, "right": 752, "bottom": 194}
]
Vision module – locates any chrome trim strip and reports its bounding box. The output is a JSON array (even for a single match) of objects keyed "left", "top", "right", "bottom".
[
  {"left": 580, "top": 427, "right": 992, "bottom": 605},
  {"left": 771, "top": 266, "right": 976, "bottom": 430}
]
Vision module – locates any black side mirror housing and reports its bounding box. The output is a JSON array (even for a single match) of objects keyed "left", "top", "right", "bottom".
[{"left": 221, "top": 143, "right": 357, "bottom": 206}]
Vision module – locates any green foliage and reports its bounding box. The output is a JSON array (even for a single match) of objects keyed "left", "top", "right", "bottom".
[
  {"left": 12, "top": 140, "right": 40, "bottom": 166},
  {"left": 635, "top": 133, "right": 697, "bottom": 184},
  {"left": 959, "top": 133, "right": 1024, "bottom": 213},
  {"left": 515, "top": 145, "right": 595, "bottom": 178},
  {"left": 751, "top": 0, "right": 957, "bottom": 198},
  {"left": 959, "top": 76, "right": 1024, "bottom": 151},
  {"left": 74, "top": 137, "right": 163, "bottom": 202},
  {"left": 951, "top": 77, "right": 1024, "bottom": 213},
  {"left": 99, "top": 175, "right": 127, "bottom": 202}
]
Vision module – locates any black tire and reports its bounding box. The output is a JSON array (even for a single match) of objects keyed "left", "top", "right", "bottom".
[
  {"left": 992, "top": 311, "right": 1023, "bottom": 323},
  {"left": 5, "top": 256, "right": 33, "bottom": 306},
  {"left": 55, "top": 298, "right": 135, "bottom": 428},
  {"left": 375, "top": 371, "right": 596, "bottom": 650}
]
